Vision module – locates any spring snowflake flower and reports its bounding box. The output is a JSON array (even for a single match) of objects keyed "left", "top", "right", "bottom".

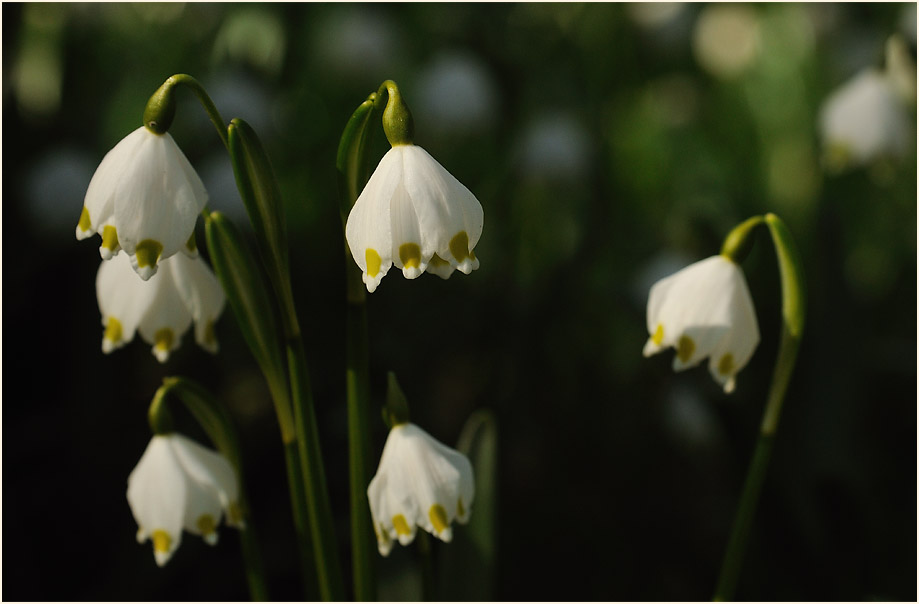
[
  {"left": 127, "top": 433, "right": 243, "bottom": 567},
  {"left": 819, "top": 37, "right": 915, "bottom": 173},
  {"left": 96, "top": 251, "right": 225, "bottom": 362},
  {"left": 76, "top": 126, "right": 208, "bottom": 280},
  {"left": 367, "top": 422, "right": 474, "bottom": 556},
  {"left": 345, "top": 144, "right": 484, "bottom": 293},
  {"left": 643, "top": 255, "right": 760, "bottom": 393}
]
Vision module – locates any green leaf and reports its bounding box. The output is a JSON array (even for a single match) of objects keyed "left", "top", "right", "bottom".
[
  {"left": 228, "top": 118, "right": 299, "bottom": 337},
  {"left": 439, "top": 409, "right": 498, "bottom": 600},
  {"left": 205, "top": 211, "right": 294, "bottom": 443},
  {"left": 336, "top": 93, "right": 379, "bottom": 219}
]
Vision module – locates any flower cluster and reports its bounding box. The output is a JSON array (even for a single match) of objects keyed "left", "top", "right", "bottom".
[{"left": 80, "top": 124, "right": 224, "bottom": 361}]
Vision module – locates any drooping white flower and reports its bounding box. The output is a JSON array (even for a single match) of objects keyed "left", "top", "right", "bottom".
[
  {"left": 345, "top": 144, "right": 484, "bottom": 293},
  {"left": 127, "top": 433, "right": 243, "bottom": 567},
  {"left": 818, "top": 69, "right": 910, "bottom": 171},
  {"left": 96, "top": 251, "right": 225, "bottom": 362},
  {"left": 643, "top": 255, "right": 760, "bottom": 393},
  {"left": 76, "top": 126, "right": 208, "bottom": 280},
  {"left": 367, "top": 422, "right": 474, "bottom": 556}
]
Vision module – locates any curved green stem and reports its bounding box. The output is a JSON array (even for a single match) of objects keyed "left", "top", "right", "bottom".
[
  {"left": 165, "top": 73, "right": 229, "bottom": 149},
  {"left": 713, "top": 213, "right": 806, "bottom": 601},
  {"left": 148, "top": 377, "right": 269, "bottom": 601}
]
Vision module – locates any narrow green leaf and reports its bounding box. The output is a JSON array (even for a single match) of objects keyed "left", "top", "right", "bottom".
[
  {"left": 439, "top": 409, "right": 498, "bottom": 600},
  {"left": 204, "top": 211, "right": 294, "bottom": 443},
  {"left": 336, "top": 94, "right": 379, "bottom": 219},
  {"left": 228, "top": 118, "right": 298, "bottom": 337}
]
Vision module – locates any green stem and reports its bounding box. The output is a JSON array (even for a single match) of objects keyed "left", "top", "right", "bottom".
[
  {"left": 713, "top": 214, "right": 806, "bottom": 601},
  {"left": 336, "top": 90, "right": 386, "bottom": 600},
  {"left": 345, "top": 281, "right": 377, "bottom": 601},
  {"left": 166, "top": 73, "right": 230, "bottom": 149},
  {"left": 287, "top": 337, "right": 346, "bottom": 601},
  {"left": 283, "top": 440, "right": 320, "bottom": 599},
  {"left": 417, "top": 531, "right": 435, "bottom": 601}
]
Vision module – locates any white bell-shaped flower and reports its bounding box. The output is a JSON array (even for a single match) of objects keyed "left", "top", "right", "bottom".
[
  {"left": 818, "top": 69, "right": 910, "bottom": 171},
  {"left": 345, "top": 144, "right": 484, "bottom": 293},
  {"left": 96, "top": 251, "right": 225, "bottom": 362},
  {"left": 127, "top": 433, "right": 243, "bottom": 567},
  {"left": 367, "top": 422, "right": 474, "bottom": 556},
  {"left": 643, "top": 255, "right": 760, "bottom": 393},
  {"left": 76, "top": 126, "right": 208, "bottom": 280}
]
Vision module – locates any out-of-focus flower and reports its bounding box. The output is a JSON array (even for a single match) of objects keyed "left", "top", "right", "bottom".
[
  {"left": 127, "top": 433, "right": 243, "bottom": 567},
  {"left": 345, "top": 144, "right": 483, "bottom": 293},
  {"left": 77, "top": 126, "right": 208, "bottom": 280},
  {"left": 819, "top": 38, "right": 915, "bottom": 172},
  {"left": 367, "top": 422, "right": 474, "bottom": 556},
  {"left": 692, "top": 4, "right": 760, "bottom": 79},
  {"left": 643, "top": 255, "right": 760, "bottom": 393},
  {"left": 96, "top": 251, "right": 225, "bottom": 362}
]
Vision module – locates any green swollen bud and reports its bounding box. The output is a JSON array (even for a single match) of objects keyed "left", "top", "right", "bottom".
[
  {"left": 380, "top": 80, "right": 414, "bottom": 146},
  {"left": 143, "top": 77, "right": 177, "bottom": 134},
  {"left": 721, "top": 215, "right": 765, "bottom": 264}
]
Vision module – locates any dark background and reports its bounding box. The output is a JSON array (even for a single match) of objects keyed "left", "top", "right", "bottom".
[{"left": 3, "top": 3, "right": 916, "bottom": 601}]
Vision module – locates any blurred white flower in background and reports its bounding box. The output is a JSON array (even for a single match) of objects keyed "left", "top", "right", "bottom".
[
  {"left": 818, "top": 35, "right": 915, "bottom": 173},
  {"left": 692, "top": 4, "right": 760, "bottom": 79}
]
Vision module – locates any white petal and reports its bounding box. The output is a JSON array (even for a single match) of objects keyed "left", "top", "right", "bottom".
[
  {"left": 126, "top": 436, "right": 188, "bottom": 566},
  {"left": 135, "top": 258, "right": 193, "bottom": 362},
  {"left": 644, "top": 255, "right": 759, "bottom": 388},
  {"left": 170, "top": 434, "right": 239, "bottom": 507},
  {"left": 367, "top": 423, "right": 474, "bottom": 552},
  {"left": 707, "top": 268, "right": 760, "bottom": 391},
  {"left": 389, "top": 181, "right": 428, "bottom": 279},
  {"left": 819, "top": 70, "right": 909, "bottom": 167},
  {"left": 400, "top": 145, "right": 483, "bottom": 271},
  {"left": 169, "top": 254, "right": 226, "bottom": 353},
  {"left": 345, "top": 148, "right": 403, "bottom": 292},
  {"left": 111, "top": 130, "right": 207, "bottom": 276},
  {"left": 82, "top": 127, "right": 148, "bottom": 239},
  {"left": 96, "top": 254, "right": 150, "bottom": 351}
]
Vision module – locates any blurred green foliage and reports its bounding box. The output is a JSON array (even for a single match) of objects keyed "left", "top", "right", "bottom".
[{"left": 3, "top": 3, "right": 915, "bottom": 601}]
